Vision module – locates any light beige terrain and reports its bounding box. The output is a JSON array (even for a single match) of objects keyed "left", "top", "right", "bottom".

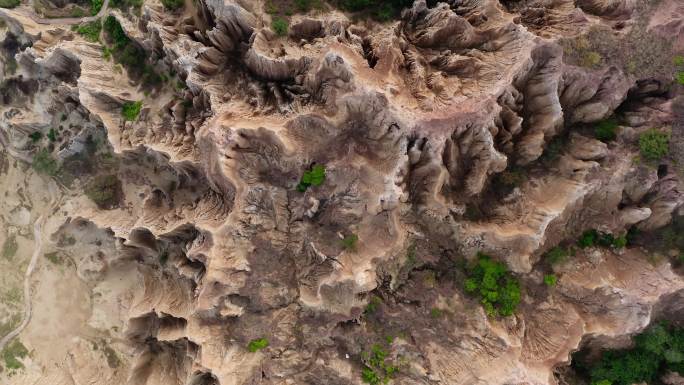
[{"left": 0, "top": 0, "right": 683, "bottom": 384}]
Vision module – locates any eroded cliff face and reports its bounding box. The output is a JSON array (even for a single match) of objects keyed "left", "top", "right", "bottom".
[{"left": 0, "top": 0, "right": 682, "bottom": 384}]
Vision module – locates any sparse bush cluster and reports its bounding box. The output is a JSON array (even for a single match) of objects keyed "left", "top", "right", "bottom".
[
  {"left": 0, "top": 0, "right": 20, "bottom": 9},
  {"left": 2, "top": 340, "right": 28, "bottom": 370},
  {"left": 103, "top": 16, "right": 164, "bottom": 88},
  {"left": 361, "top": 343, "right": 398, "bottom": 385},
  {"left": 577, "top": 229, "right": 627, "bottom": 249},
  {"left": 574, "top": 322, "right": 684, "bottom": 385},
  {"left": 464, "top": 253, "right": 521, "bottom": 317},
  {"left": 72, "top": 20, "right": 102, "bottom": 42},
  {"left": 638, "top": 128, "right": 670, "bottom": 161},
  {"left": 32, "top": 148, "right": 59, "bottom": 176}
]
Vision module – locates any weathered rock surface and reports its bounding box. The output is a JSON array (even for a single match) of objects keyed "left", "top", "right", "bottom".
[{"left": 0, "top": 0, "right": 682, "bottom": 384}]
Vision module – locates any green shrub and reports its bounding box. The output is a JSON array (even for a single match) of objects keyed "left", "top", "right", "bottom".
[
  {"left": 612, "top": 235, "right": 627, "bottom": 249},
  {"left": 464, "top": 253, "right": 521, "bottom": 317},
  {"left": 158, "top": 250, "right": 169, "bottom": 265},
  {"left": 160, "top": 0, "right": 183, "bottom": 10},
  {"left": 430, "top": 308, "right": 443, "bottom": 318},
  {"left": 47, "top": 128, "right": 57, "bottom": 142},
  {"left": 577, "top": 230, "right": 626, "bottom": 249},
  {"left": 543, "top": 274, "right": 557, "bottom": 287},
  {"left": 594, "top": 118, "right": 618, "bottom": 142},
  {"left": 674, "top": 56, "right": 684, "bottom": 66},
  {"left": 639, "top": 129, "right": 670, "bottom": 161},
  {"left": 1, "top": 235, "right": 18, "bottom": 259},
  {"left": 272, "top": 17, "right": 288, "bottom": 36},
  {"left": 364, "top": 295, "right": 381, "bottom": 315},
  {"left": 74, "top": 20, "right": 102, "bottom": 42},
  {"left": 2, "top": 340, "right": 28, "bottom": 370},
  {"left": 32, "top": 149, "right": 59, "bottom": 176},
  {"left": 296, "top": 164, "right": 325, "bottom": 191},
  {"left": 361, "top": 343, "right": 398, "bottom": 385},
  {"left": 110, "top": 0, "right": 142, "bottom": 10},
  {"left": 103, "top": 16, "right": 130, "bottom": 48},
  {"left": 677, "top": 72, "right": 684, "bottom": 85},
  {"left": 247, "top": 338, "right": 269, "bottom": 352},
  {"left": 91, "top": 0, "right": 103, "bottom": 14},
  {"left": 341, "top": 233, "right": 358, "bottom": 251},
  {"left": 294, "top": 0, "right": 311, "bottom": 11},
  {"left": 578, "top": 229, "right": 598, "bottom": 248},
  {"left": 121, "top": 101, "right": 142, "bottom": 121},
  {"left": 540, "top": 136, "right": 566, "bottom": 163},
  {"left": 0, "top": 0, "right": 20, "bottom": 9},
  {"left": 85, "top": 174, "right": 120, "bottom": 208},
  {"left": 103, "top": 16, "right": 161, "bottom": 87},
  {"left": 545, "top": 246, "right": 571, "bottom": 265},
  {"left": 586, "top": 322, "right": 684, "bottom": 385},
  {"left": 28, "top": 132, "right": 42, "bottom": 142}
]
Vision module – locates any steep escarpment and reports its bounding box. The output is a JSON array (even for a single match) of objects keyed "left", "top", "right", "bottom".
[{"left": 0, "top": 0, "right": 683, "bottom": 384}]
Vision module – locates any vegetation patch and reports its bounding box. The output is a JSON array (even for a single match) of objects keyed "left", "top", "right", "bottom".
[
  {"left": 341, "top": 233, "right": 359, "bottom": 251},
  {"left": 110, "top": 0, "right": 142, "bottom": 11},
  {"left": 271, "top": 16, "right": 288, "bottom": 36},
  {"left": 296, "top": 164, "right": 325, "bottom": 192},
  {"left": 361, "top": 343, "right": 399, "bottom": 385},
  {"left": 121, "top": 100, "right": 142, "bottom": 121},
  {"left": 573, "top": 322, "right": 684, "bottom": 385},
  {"left": 32, "top": 149, "right": 59, "bottom": 176},
  {"left": 47, "top": 128, "right": 57, "bottom": 142},
  {"left": 160, "top": 0, "right": 183, "bottom": 10},
  {"left": 545, "top": 246, "right": 572, "bottom": 265},
  {"left": 28, "top": 132, "right": 42, "bottom": 142},
  {"left": 265, "top": 0, "right": 323, "bottom": 16},
  {"left": 1, "top": 235, "right": 18, "bottom": 259},
  {"left": 103, "top": 16, "right": 163, "bottom": 88},
  {"left": 2, "top": 340, "right": 28, "bottom": 370},
  {"left": 102, "top": 345, "right": 120, "bottom": 368},
  {"left": 85, "top": 174, "right": 121, "bottom": 209},
  {"left": 638, "top": 129, "right": 670, "bottom": 161},
  {"left": 364, "top": 295, "right": 382, "bottom": 316},
  {"left": 594, "top": 118, "right": 619, "bottom": 142},
  {"left": 577, "top": 229, "right": 626, "bottom": 249},
  {"left": 543, "top": 274, "right": 557, "bottom": 287},
  {"left": 247, "top": 338, "right": 269, "bottom": 352},
  {"left": 91, "top": 0, "right": 103, "bottom": 14},
  {"left": 0, "top": 0, "right": 20, "bottom": 9},
  {"left": 464, "top": 253, "right": 521, "bottom": 317},
  {"left": 44, "top": 252, "right": 64, "bottom": 265},
  {"left": 72, "top": 20, "right": 102, "bottom": 42}
]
